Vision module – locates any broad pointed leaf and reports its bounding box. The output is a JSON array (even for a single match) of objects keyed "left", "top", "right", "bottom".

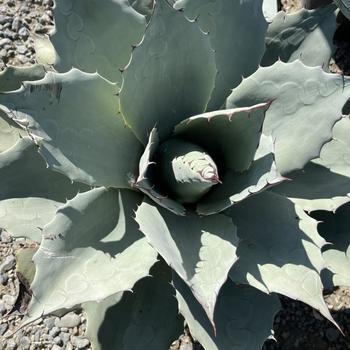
[
  {"left": 226, "top": 60, "right": 350, "bottom": 175},
  {"left": 50, "top": 0, "right": 146, "bottom": 83},
  {"left": 135, "top": 127, "right": 186, "bottom": 215},
  {"left": 25, "top": 188, "right": 157, "bottom": 324},
  {"left": 84, "top": 263, "right": 183, "bottom": 350},
  {"left": 135, "top": 199, "right": 238, "bottom": 325},
  {"left": 273, "top": 116, "right": 350, "bottom": 212},
  {"left": 262, "top": 5, "right": 337, "bottom": 69},
  {"left": 0, "top": 138, "right": 87, "bottom": 242},
  {"left": 197, "top": 142, "right": 285, "bottom": 215},
  {"left": 312, "top": 202, "right": 350, "bottom": 288},
  {"left": 227, "top": 191, "right": 338, "bottom": 327},
  {"left": 173, "top": 273, "right": 280, "bottom": 350},
  {"left": 120, "top": 0, "right": 216, "bottom": 144},
  {"left": 0, "top": 69, "right": 143, "bottom": 188},
  {"left": 0, "top": 65, "right": 46, "bottom": 152},
  {"left": 174, "top": 0, "right": 267, "bottom": 110},
  {"left": 174, "top": 103, "right": 270, "bottom": 173}
]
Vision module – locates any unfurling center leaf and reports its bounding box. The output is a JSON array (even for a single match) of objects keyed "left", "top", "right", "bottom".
[{"left": 155, "top": 138, "right": 220, "bottom": 204}]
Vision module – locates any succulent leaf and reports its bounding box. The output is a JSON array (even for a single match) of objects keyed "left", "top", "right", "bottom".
[
  {"left": 273, "top": 116, "right": 350, "bottom": 212},
  {"left": 0, "top": 69, "right": 143, "bottom": 188},
  {"left": 174, "top": 0, "right": 267, "bottom": 110},
  {"left": 174, "top": 103, "right": 270, "bottom": 173},
  {"left": 227, "top": 60, "right": 350, "bottom": 175},
  {"left": 120, "top": 0, "right": 216, "bottom": 144},
  {"left": 135, "top": 127, "right": 187, "bottom": 215},
  {"left": 226, "top": 191, "right": 338, "bottom": 328},
  {"left": 262, "top": 5, "right": 338, "bottom": 69},
  {"left": 0, "top": 65, "right": 46, "bottom": 152},
  {"left": 156, "top": 138, "right": 220, "bottom": 204},
  {"left": 84, "top": 262, "right": 183, "bottom": 350},
  {"left": 0, "top": 138, "right": 87, "bottom": 241},
  {"left": 173, "top": 272, "right": 280, "bottom": 350},
  {"left": 197, "top": 139, "right": 285, "bottom": 215},
  {"left": 1, "top": 1, "right": 350, "bottom": 345},
  {"left": 135, "top": 199, "right": 239, "bottom": 326},
  {"left": 312, "top": 201, "right": 350, "bottom": 288},
  {"left": 50, "top": 0, "right": 146, "bottom": 83},
  {"left": 131, "top": 0, "right": 155, "bottom": 20},
  {"left": 24, "top": 188, "right": 157, "bottom": 324},
  {"left": 0, "top": 112, "right": 27, "bottom": 153}
]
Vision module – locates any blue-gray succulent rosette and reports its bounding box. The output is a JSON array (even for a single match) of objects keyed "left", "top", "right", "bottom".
[{"left": 0, "top": 1, "right": 349, "bottom": 349}]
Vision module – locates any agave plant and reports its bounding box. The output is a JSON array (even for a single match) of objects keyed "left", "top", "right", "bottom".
[{"left": 0, "top": 0, "right": 350, "bottom": 349}]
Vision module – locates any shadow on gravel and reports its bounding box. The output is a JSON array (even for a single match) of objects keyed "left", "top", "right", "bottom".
[{"left": 263, "top": 292, "right": 350, "bottom": 350}]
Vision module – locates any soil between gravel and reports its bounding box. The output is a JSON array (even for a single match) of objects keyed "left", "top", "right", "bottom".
[{"left": 0, "top": 1, "right": 350, "bottom": 350}]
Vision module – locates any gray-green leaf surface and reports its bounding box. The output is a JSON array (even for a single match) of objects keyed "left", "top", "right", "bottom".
[
  {"left": 0, "top": 137, "right": 87, "bottom": 241},
  {"left": 50, "top": 0, "right": 146, "bottom": 83},
  {"left": 174, "top": 0, "right": 267, "bottom": 110},
  {"left": 262, "top": 5, "right": 337, "bottom": 69},
  {"left": 227, "top": 191, "right": 337, "bottom": 327},
  {"left": 227, "top": 60, "right": 350, "bottom": 175},
  {"left": 0, "top": 69, "right": 143, "bottom": 188},
  {"left": 135, "top": 199, "right": 238, "bottom": 325},
  {"left": 84, "top": 263, "right": 183, "bottom": 350},
  {"left": 174, "top": 273, "right": 280, "bottom": 350},
  {"left": 25, "top": 188, "right": 157, "bottom": 324},
  {"left": 120, "top": 0, "right": 216, "bottom": 143}
]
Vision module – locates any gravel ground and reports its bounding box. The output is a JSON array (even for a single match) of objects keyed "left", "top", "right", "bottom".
[{"left": 0, "top": 0, "right": 350, "bottom": 350}]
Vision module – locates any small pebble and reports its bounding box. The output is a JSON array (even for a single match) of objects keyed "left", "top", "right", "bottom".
[
  {"left": 49, "top": 326, "right": 60, "bottom": 338},
  {"left": 0, "top": 272, "right": 8, "bottom": 285},
  {"left": 11, "top": 17, "right": 20, "bottom": 32},
  {"left": 17, "top": 45, "right": 27, "bottom": 55},
  {"left": 0, "top": 15, "right": 10, "bottom": 25},
  {"left": 0, "top": 255, "right": 16, "bottom": 273},
  {"left": 0, "top": 38, "right": 11, "bottom": 48},
  {"left": 53, "top": 336, "right": 63, "bottom": 345},
  {"left": 51, "top": 346, "right": 62, "bottom": 350},
  {"left": 18, "top": 336, "right": 30, "bottom": 350},
  {"left": 2, "top": 295, "right": 16, "bottom": 308},
  {"left": 0, "top": 323, "right": 8, "bottom": 336},
  {"left": 18, "top": 27, "right": 29, "bottom": 39},
  {"left": 55, "top": 312, "right": 81, "bottom": 328},
  {"left": 33, "top": 330, "right": 41, "bottom": 342},
  {"left": 70, "top": 336, "right": 90, "bottom": 349},
  {"left": 0, "top": 231, "right": 12, "bottom": 243},
  {"left": 65, "top": 342, "right": 73, "bottom": 350},
  {"left": 59, "top": 332, "right": 70, "bottom": 345},
  {"left": 5, "top": 339, "right": 17, "bottom": 350},
  {"left": 179, "top": 344, "right": 193, "bottom": 350},
  {"left": 43, "top": 317, "right": 55, "bottom": 329}
]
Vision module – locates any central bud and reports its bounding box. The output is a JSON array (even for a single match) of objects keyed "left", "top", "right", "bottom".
[{"left": 155, "top": 138, "right": 220, "bottom": 204}]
